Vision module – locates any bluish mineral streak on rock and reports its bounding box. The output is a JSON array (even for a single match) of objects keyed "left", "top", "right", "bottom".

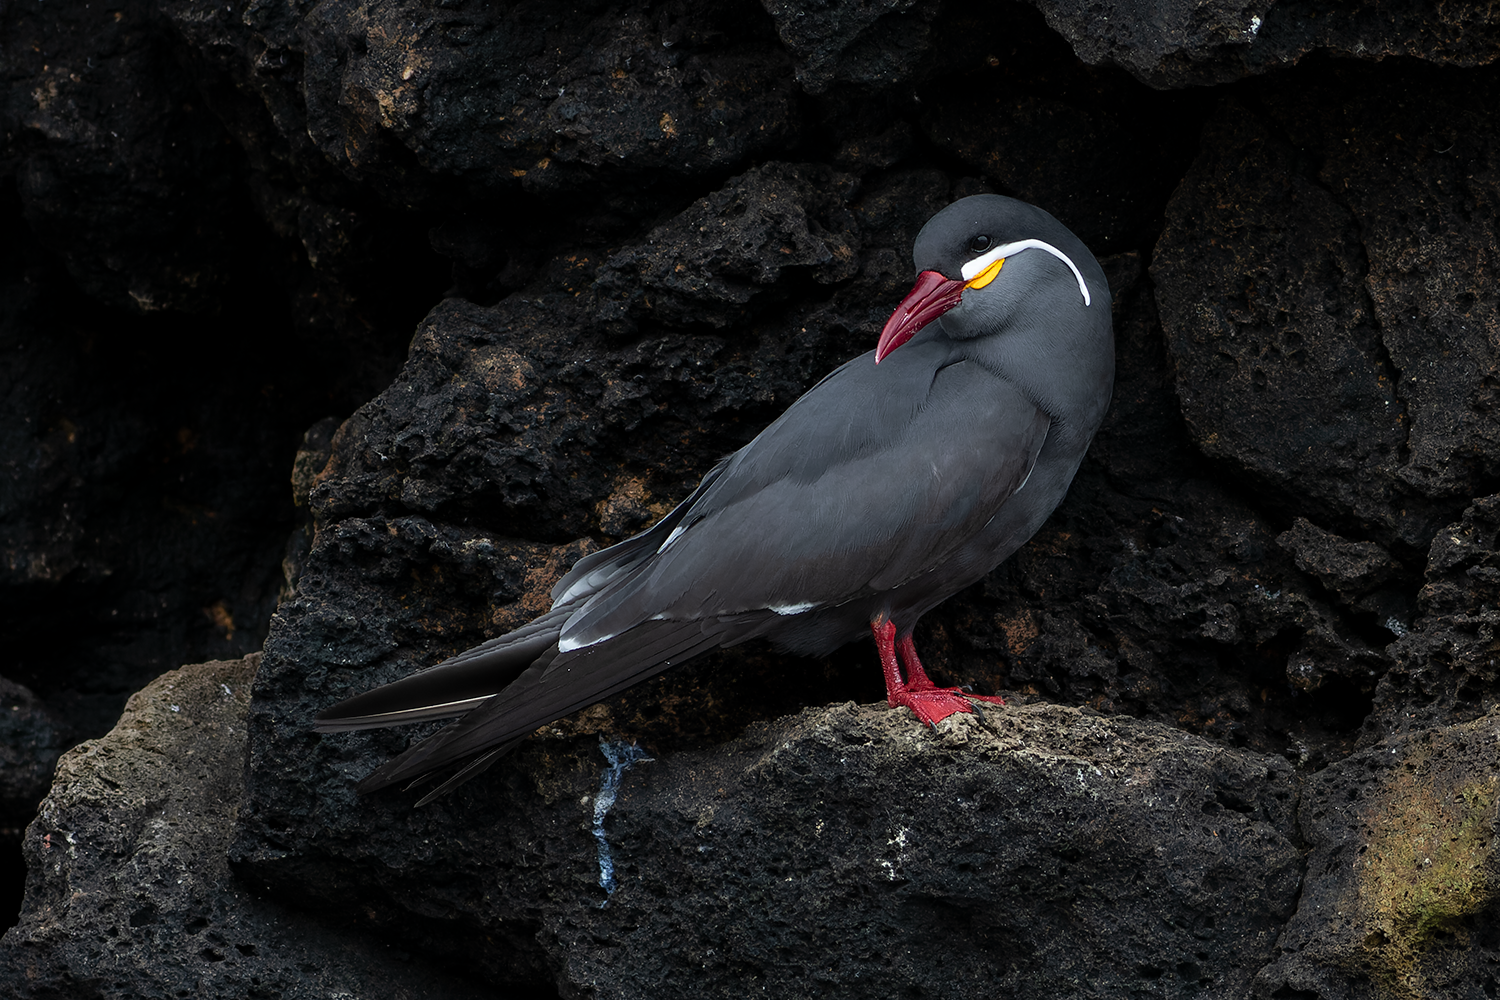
[{"left": 593, "top": 739, "right": 653, "bottom": 904}]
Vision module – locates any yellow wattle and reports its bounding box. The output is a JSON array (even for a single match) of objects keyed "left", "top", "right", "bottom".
[{"left": 966, "top": 257, "right": 1003, "bottom": 289}]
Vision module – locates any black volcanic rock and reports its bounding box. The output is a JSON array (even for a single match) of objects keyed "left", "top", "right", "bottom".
[
  {"left": 1153, "top": 64, "right": 1500, "bottom": 553},
  {"left": 1254, "top": 711, "right": 1500, "bottom": 998},
  {"left": 0, "top": 652, "right": 1310, "bottom": 999},
  {"left": 1277, "top": 518, "right": 1400, "bottom": 601},
  {"left": 158, "top": 0, "right": 799, "bottom": 198},
  {"left": 594, "top": 161, "right": 861, "bottom": 329},
  {"left": 759, "top": 0, "right": 941, "bottom": 95},
  {"left": 235, "top": 691, "right": 1305, "bottom": 998},
  {"left": 1370, "top": 496, "right": 1500, "bottom": 741},
  {"left": 1025, "top": 0, "right": 1500, "bottom": 88},
  {"left": 0, "top": 656, "right": 497, "bottom": 1000},
  {"left": 0, "top": 0, "right": 244, "bottom": 312}
]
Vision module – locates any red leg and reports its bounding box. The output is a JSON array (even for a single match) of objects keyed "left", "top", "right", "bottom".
[
  {"left": 872, "top": 617, "right": 905, "bottom": 702},
  {"left": 897, "top": 635, "right": 1005, "bottom": 707},
  {"left": 872, "top": 618, "right": 1005, "bottom": 727},
  {"left": 895, "top": 633, "right": 938, "bottom": 690}
]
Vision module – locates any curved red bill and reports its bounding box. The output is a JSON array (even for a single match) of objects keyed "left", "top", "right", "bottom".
[{"left": 874, "top": 269, "right": 966, "bottom": 363}]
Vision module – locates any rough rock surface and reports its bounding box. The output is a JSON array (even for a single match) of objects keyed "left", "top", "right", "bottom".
[
  {"left": 1026, "top": 0, "right": 1500, "bottom": 88},
  {"left": 1255, "top": 712, "right": 1500, "bottom": 998},
  {"left": 1154, "top": 64, "right": 1500, "bottom": 553},
  {"left": 1370, "top": 496, "right": 1500, "bottom": 742},
  {"left": 3, "top": 0, "right": 1500, "bottom": 995},
  {"left": 22, "top": 644, "right": 1304, "bottom": 999},
  {"left": 0, "top": 680, "right": 62, "bottom": 823},
  {"left": 0, "top": 655, "right": 495, "bottom": 1000},
  {"left": 759, "top": 0, "right": 941, "bottom": 95},
  {"left": 0, "top": 0, "right": 451, "bottom": 922},
  {"left": 244, "top": 702, "right": 1303, "bottom": 998}
]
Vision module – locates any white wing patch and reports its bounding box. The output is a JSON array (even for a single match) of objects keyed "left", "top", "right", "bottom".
[
  {"left": 554, "top": 568, "right": 614, "bottom": 606},
  {"left": 655, "top": 523, "right": 688, "bottom": 554},
  {"left": 1012, "top": 457, "right": 1036, "bottom": 495},
  {"left": 962, "top": 239, "right": 1092, "bottom": 306},
  {"left": 377, "top": 695, "right": 488, "bottom": 719},
  {"left": 769, "top": 601, "right": 819, "bottom": 616},
  {"left": 557, "top": 632, "right": 607, "bottom": 653},
  {"left": 1012, "top": 421, "right": 1048, "bottom": 496}
]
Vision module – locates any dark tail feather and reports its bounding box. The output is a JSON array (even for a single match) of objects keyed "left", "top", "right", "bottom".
[
  {"left": 411, "top": 741, "right": 520, "bottom": 807},
  {"left": 313, "top": 607, "right": 572, "bottom": 733},
  {"left": 356, "top": 618, "right": 725, "bottom": 796}
]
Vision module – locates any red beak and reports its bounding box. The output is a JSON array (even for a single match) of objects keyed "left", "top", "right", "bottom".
[{"left": 874, "top": 269, "right": 966, "bottom": 363}]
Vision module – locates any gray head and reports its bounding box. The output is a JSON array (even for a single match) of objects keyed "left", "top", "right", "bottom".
[
  {"left": 877, "top": 194, "right": 1113, "bottom": 431},
  {"left": 913, "top": 195, "right": 1090, "bottom": 283}
]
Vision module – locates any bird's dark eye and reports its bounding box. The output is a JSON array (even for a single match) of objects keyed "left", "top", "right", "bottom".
[{"left": 969, "top": 235, "right": 991, "bottom": 253}]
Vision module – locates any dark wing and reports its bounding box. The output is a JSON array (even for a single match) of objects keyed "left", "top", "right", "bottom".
[
  {"left": 559, "top": 342, "right": 1050, "bottom": 647},
  {"left": 313, "top": 606, "right": 574, "bottom": 732},
  {"left": 315, "top": 462, "right": 734, "bottom": 736},
  {"left": 344, "top": 340, "right": 1049, "bottom": 795},
  {"left": 548, "top": 457, "right": 731, "bottom": 606},
  {"left": 355, "top": 618, "right": 725, "bottom": 798}
]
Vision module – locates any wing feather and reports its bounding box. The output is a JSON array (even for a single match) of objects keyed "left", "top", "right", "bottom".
[
  {"left": 561, "top": 347, "right": 1049, "bottom": 648},
  {"left": 313, "top": 606, "right": 575, "bottom": 732},
  {"left": 357, "top": 618, "right": 726, "bottom": 793},
  {"left": 328, "top": 338, "right": 1052, "bottom": 798}
]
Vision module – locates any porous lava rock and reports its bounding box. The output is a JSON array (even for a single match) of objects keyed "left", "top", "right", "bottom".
[
  {"left": 240, "top": 684, "right": 1307, "bottom": 998},
  {"left": 0, "top": 650, "right": 1307, "bottom": 999},
  {"left": 1254, "top": 711, "right": 1500, "bottom": 999},
  {"left": 1, "top": 0, "right": 244, "bottom": 312},
  {"left": 759, "top": 0, "right": 940, "bottom": 95},
  {"left": 1153, "top": 64, "right": 1500, "bottom": 553},
  {"left": 1369, "top": 496, "right": 1500, "bottom": 742},
  {"left": 1025, "top": 0, "right": 1500, "bottom": 89},
  {"left": 0, "top": 656, "right": 495, "bottom": 1000},
  {"left": 155, "top": 0, "right": 800, "bottom": 199}
]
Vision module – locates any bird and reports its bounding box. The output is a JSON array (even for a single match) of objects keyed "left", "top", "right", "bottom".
[{"left": 315, "top": 194, "right": 1114, "bottom": 804}]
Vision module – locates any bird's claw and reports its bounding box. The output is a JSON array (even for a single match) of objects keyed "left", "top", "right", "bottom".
[
  {"left": 965, "top": 691, "right": 1006, "bottom": 724},
  {"left": 890, "top": 686, "right": 1005, "bottom": 728}
]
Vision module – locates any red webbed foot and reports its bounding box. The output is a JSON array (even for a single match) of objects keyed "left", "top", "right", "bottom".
[{"left": 871, "top": 619, "right": 1006, "bottom": 727}]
